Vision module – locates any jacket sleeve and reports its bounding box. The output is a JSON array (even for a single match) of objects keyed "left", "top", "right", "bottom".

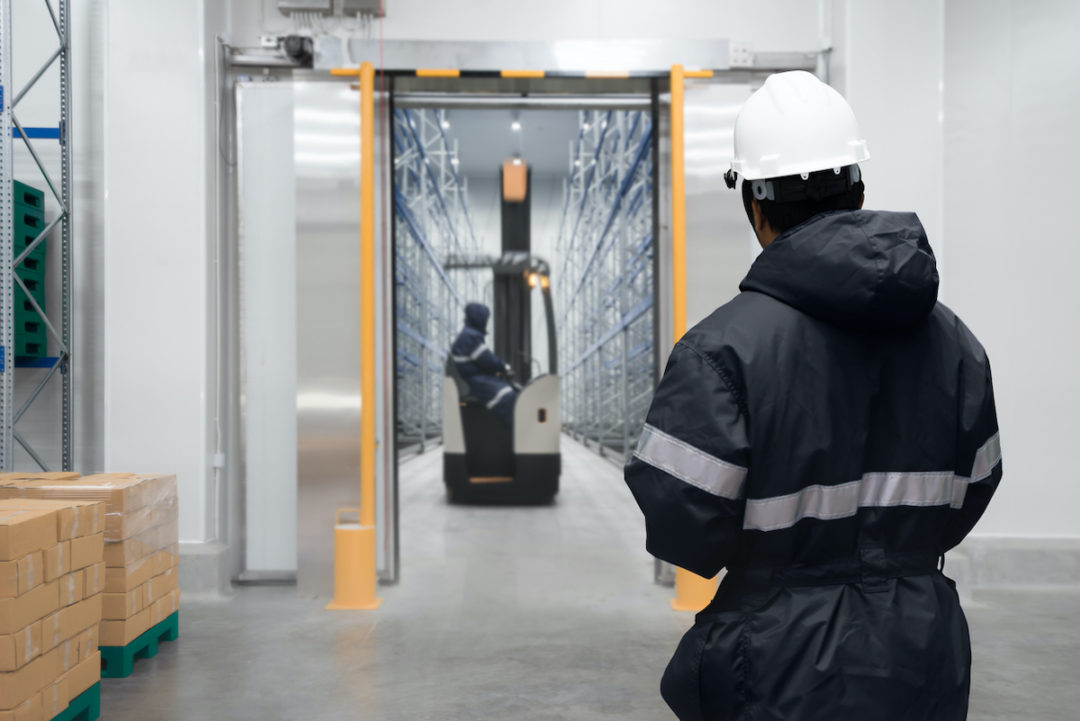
[
  {"left": 942, "top": 339, "right": 1002, "bottom": 552},
  {"left": 474, "top": 347, "right": 509, "bottom": 375},
  {"left": 624, "top": 342, "right": 750, "bottom": 578}
]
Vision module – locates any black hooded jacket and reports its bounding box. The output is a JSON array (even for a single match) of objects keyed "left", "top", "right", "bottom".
[{"left": 625, "top": 210, "right": 1001, "bottom": 720}]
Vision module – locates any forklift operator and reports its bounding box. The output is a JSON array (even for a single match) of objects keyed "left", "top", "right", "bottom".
[{"left": 451, "top": 302, "right": 517, "bottom": 428}]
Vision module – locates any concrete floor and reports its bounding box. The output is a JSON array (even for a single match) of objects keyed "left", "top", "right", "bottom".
[{"left": 101, "top": 438, "right": 1080, "bottom": 720}]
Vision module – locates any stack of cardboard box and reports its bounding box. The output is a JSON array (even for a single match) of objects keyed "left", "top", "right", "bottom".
[
  {"left": 0, "top": 498, "right": 105, "bottom": 721},
  {"left": 0, "top": 475, "right": 179, "bottom": 653}
]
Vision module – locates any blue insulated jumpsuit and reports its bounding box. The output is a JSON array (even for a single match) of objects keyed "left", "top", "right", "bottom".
[{"left": 451, "top": 303, "right": 517, "bottom": 428}]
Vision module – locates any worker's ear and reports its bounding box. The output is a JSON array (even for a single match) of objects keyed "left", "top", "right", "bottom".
[
  {"left": 858, "top": 192, "right": 865, "bottom": 209},
  {"left": 751, "top": 197, "right": 766, "bottom": 235}
]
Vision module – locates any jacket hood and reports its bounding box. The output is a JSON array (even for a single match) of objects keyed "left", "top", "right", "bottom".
[
  {"left": 739, "top": 210, "right": 939, "bottom": 332},
  {"left": 465, "top": 302, "right": 490, "bottom": 332}
]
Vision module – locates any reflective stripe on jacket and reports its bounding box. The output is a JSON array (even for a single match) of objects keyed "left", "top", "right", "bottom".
[
  {"left": 451, "top": 325, "right": 511, "bottom": 405},
  {"left": 625, "top": 209, "right": 1001, "bottom": 720}
]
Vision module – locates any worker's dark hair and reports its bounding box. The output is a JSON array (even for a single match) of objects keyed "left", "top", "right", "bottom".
[{"left": 741, "top": 168, "right": 865, "bottom": 235}]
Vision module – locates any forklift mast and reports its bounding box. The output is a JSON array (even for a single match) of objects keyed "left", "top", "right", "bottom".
[{"left": 495, "top": 159, "right": 533, "bottom": 382}]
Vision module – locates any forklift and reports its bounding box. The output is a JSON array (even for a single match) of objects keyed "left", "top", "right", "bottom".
[{"left": 442, "top": 159, "right": 561, "bottom": 503}]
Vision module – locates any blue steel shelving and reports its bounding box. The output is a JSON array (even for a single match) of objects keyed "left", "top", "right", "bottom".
[
  {"left": 393, "top": 108, "right": 484, "bottom": 451},
  {"left": 0, "top": 0, "right": 74, "bottom": 471},
  {"left": 555, "top": 110, "right": 655, "bottom": 460}
]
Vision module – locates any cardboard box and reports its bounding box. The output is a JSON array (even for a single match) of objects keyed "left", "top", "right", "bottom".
[
  {"left": 104, "top": 521, "right": 178, "bottom": 568},
  {"left": 102, "top": 585, "right": 145, "bottom": 621},
  {"left": 0, "top": 562, "right": 15, "bottom": 599},
  {"left": 0, "top": 622, "right": 41, "bottom": 672},
  {"left": 0, "top": 647, "right": 57, "bottom": 711},
  {"left": 14, "top": 553, "right": 42, "bottom": 596},
  {"left": 59, "top": 596, "right": 101, "bottom": 644},
  {"left": 1, "top": 478, "right": 146, "bottom": 514},
  {"left": 0, "top": 500, "right": 104, "bottom": 543},
  {"left": 150, "top": 588, "right": 180, "bottom": 626},
  {"left": 104, "top": 497, "right": 178, "bottom": 543},
  {"left": 57, "top": 571, "right": 82, "bottom": 608},
  {"left": 40, "top": 596, "right": 100, "bottom": 653},
  {"left": 0, "top": 693, "right": 41, "bottom": 721},
  {"left": 70, "top": 626, "right": 97, "bottom": 666},
  {"left": 70, "top": 503, "right": 104, "bottom": 540},
  {"left": 0, "top": 582, "right": 58, "bottom": 635},
  {"left": 0, "top": 509, "right": 57, "bottom": 562},
  {"left": 103, "top": 546, "right": 176, "bottom": 593},
  {"left": 60, "top": 652, "right": 99, "bottom": 703},
  {"left": 146, "top": 567, "right": 177, "bottom": 606},
  {"left": 68, "top": 534, "right": 102, "bottom": 572},
  {"left": 41, "top": 543, "right": 69, "bottom": 584},
  {"left": 0, "top": 552, "right": 42, "bottom": 599},
  {"left": 0, "top": 501, "right": 73, "bottom": 543},
  {"left": 82, "top": 563, "right": 104, "bottom": 598},
  {"left": 55, "top": 627, "right": 95, "bottom": 673},
  {"left": 100, "top": 608, "right": 150, "bottom": 647},
  {"left": 39, "top": 675, "right": 66, "bottom": 719},
  {"left": 38, "top": 612, "right": 59, "bottom": 655}
]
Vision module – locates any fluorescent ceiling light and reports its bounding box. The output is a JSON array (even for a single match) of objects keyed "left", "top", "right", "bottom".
[{"left": 511, "top": 120, "right": 522, "bottom": 131}]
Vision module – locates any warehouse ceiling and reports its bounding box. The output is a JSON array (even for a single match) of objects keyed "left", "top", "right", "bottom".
[{"left": 442, "top": 109, "right": 582, "bottom": 178}]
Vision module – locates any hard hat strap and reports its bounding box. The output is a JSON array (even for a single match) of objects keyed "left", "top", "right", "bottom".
[{"left": 743, "top": 164, "right": 862, "bottom": 204}]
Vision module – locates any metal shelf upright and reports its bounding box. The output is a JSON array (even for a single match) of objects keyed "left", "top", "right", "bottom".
[
  {"left": 0, "top": 0, "right": 74, "bottom": 471},
  {"left": 393, "top": 108, "right": 484, "bottom": 451},
  {"left": 556, "top": 109, "right": 655, "bottom": 460}
]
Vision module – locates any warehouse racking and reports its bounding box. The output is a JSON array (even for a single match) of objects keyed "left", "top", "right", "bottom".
[
  {"left": 0, "top": 0, "right": 74, "bottom": 471},
  {"left": 393, "top": 108, "right": 485, "bottom": 452},
  {"left": 556, "top": 109, "right": 656, "bottom": 461}
]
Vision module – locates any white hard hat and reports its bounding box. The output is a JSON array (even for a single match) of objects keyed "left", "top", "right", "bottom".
[{"left": 727, "top": 71, "right": 869, "bottom": 185}]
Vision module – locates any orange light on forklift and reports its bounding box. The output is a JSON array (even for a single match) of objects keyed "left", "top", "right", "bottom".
[
  {"left": 528, "top": 272, "right": 540, "bottom": 288},
  {"left": 540, "top": 275, "right": 550, "bottom": 289}
]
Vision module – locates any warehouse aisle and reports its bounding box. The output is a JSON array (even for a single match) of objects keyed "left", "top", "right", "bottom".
[{"left": 98, "top": 437, "right": 1080, "bottom": 720}]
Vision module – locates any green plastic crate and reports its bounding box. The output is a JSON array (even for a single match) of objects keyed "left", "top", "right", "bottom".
[
  {"left": 15, "top": 264, "right": 45, "bottom": 289},
  {"left": 16, "top": 252, "right": 45, "bottom": 274},
  {"left": 15, "top": 335, "right": 47, "bottom": 358},
  {"left": 13, "top": 206, "right": 44, "bottom": 231},
  {"left": 14, "top": 279, "right": 45, "bottom": 310},
  {"left": 13, "top": 180, "right": 44, "bottom": 212}
]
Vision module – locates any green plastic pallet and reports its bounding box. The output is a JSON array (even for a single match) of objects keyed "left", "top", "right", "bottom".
[
  {"left": 50, "top": 682, "right": 100, "bottom": 721},
  {"left": 100, "top": 611, "right": 179, "bottom": 678}
]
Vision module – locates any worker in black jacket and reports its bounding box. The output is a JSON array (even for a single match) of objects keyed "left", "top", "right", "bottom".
[{"left": 625, "top": 70, "right": 1000, "bottom": 720}]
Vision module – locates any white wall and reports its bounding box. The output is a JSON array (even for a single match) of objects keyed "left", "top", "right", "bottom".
[
  {"left": 103, "top": 0, "right": 220, "bottom": 543},
  {"left": 943, "top": 0, "right": 1080, "bottom": 538},
  {"left": 830, "top": 0, "right": 945, "bottom": 280}
]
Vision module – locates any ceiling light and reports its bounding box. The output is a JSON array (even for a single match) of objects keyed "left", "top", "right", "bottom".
[
  {"left": 441, "top": 119, "right": 450, "bottom": 129},
  {"left": 451, "top": 157, "right": 459, "bottom": 165},
  {"left": 511, "top": 120, "right": 522, "bottom": 132},
  {"left": 583, "top": 122, "right": 591, "bottom": 131},
  {"left": 574, "top": 159, "right": 581, "bottom": 167}
]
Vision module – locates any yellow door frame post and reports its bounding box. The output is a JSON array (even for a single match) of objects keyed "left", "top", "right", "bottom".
[
  {"left": 327, "top": 62, "right": 382, "bottom": 610},
  {"left": 669, "top": 64, "right": 718, "bottom": 613}
]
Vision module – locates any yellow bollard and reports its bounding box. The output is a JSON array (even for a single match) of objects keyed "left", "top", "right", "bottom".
[
  {"left": 325, "top": 508, "right": 382, "bottom": 610},
  {"left": 670, "top": 567, "right": 718, "bottom": 612}
]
